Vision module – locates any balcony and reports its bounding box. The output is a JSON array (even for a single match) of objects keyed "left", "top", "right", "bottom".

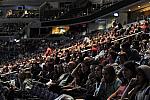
[{"left": 41, "top": 0, "right": 142, "bottom": 27}]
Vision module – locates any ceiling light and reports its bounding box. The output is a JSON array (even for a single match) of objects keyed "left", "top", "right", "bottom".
[
  {"left": 113, "top": 13, "right": 119, "bottom": 17},
  {"left": 138, "top": 6, "right": 141, "bottom": 8},
  {"left": 129, "top": 9, "right": 131, "bottom": 11}
]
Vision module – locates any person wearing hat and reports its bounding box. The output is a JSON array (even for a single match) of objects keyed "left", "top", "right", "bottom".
[{"left": 121, "top": 65, "right": 150, "bottom": 100}]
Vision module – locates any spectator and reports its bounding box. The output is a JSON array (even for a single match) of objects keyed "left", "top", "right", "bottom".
[
  {"left": 107, "top": 61, "right": 138, "bottom": 100},
  {"left": 121, "top": 41, "right": 141, "bottom": 61},
  {"left": 88, "top": 65, "right": 122, "bottom": 100},
  {"left": 121, "top": 65, "right": 150, "bottom": 100}
]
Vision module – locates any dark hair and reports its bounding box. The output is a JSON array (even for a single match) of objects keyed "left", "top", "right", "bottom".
[
  {"left": 103, "top": 65, "right": 116, "bottom": 79},
  {"left": 123, "top": 61, "right": 138, "bottom": 77},
  {"left": 136, "top": 67, "right": 149, "bottom": 82},
  {"left": 95, "top": 64, "right": 103, "bottom": 71},
  {"left": 91, "top": 60, "right": 100, "bottom": 65},
  {"left": 121, "top": 41, "right": 130, "bottom": 50}
]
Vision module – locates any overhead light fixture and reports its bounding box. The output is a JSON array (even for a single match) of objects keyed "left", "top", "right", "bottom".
[
  {"left": 24, "top": 10, "right": 28, "bottom": 14},
  {"left": 129, "top": 9, "right": 131, "bottom": 11},
  {"left": 113, "top": 13, "right": 119, "bottom": 17},
  {"left": 138, "top": 6, "right": 141, "bottom": 8}
]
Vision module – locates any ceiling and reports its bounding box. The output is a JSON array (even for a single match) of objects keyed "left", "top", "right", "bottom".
[{"left": 121, "top": 0, "right": 150, "bottom": 12}]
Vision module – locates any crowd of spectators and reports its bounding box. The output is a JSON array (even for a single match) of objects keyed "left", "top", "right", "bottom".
[
  {"left": 0, "top": 18, "right": 149, "bottom": 100},
  {"left": 5, "top": 10, "right": 39, "bottom": 18},
  {"left": 58, "top": 0, "right": 123, "bottom": 20},
  {"left": 0, "top": 23, "right": 26, "bottom": 36}
]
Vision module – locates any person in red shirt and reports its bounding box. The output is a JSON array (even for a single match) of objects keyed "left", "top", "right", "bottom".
[{"left": 44, "top": 47, "right": 52, "bottom": 57}]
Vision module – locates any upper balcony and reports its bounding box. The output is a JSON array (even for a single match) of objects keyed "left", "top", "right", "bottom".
[{"left": 41, "top": 0, "right": 142, "bottom": 27}]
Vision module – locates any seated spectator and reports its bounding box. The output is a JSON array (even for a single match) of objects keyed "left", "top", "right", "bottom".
[
  {"left": 107, "top": 61, "right": 138, "bottom": 100},
  {"left": 85, "top": 73, "right": 96, "bottom": 94},
  {"left": 120, "top": 41, "right": 141, "bottom": 61},
  {"left": 85, "top": 63, "right": 103, "bottom": 95},
  {"left": 140, "top": 50, "right": 150, "bottom": 65},
  {"left": 58, "top": 61, "right": 75, "bottom": 87},
  {"left": 38, "top": 65, "right": 51, "bottom": 83},
  {"left": 115, "top": 51, "right": 127, "bottom": 65},
  {"left": 22, "top": 71, "right": 33, "bottom": 91},
  {"left": 121, "top": 65, "right": 150, "bottom": 100},
  {"left": 31, "top": 62, "right": 42, "bottom": 80},
  {"left": 107, "top": 49, "right": 118, "bottom": 64},
  {"left": 47, "top": 61, "right": 75, "bottom": 87},
  {"left": 0, "top": 81, "right": 7, "bottom": 100},
  {"left": 71, "top": 57, "right": 92, "bottom": 88},
  {"left": 86, "top": 65, "right": 121, "bottom": 100},
  {"left": 98, "top": 65, "right": 122, "bottom": 100}
]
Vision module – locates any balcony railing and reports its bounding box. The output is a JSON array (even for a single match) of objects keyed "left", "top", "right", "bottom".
[
  {"left": 41, "top": 0, "right": 142, "bottom": 27},
  {"left": 58, "top": 0, "right": 91, "bottom": 19}
]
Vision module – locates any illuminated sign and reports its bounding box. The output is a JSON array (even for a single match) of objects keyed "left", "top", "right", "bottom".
[{"left": 52, "top": 26, "right": 69, "bottom": 34}]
